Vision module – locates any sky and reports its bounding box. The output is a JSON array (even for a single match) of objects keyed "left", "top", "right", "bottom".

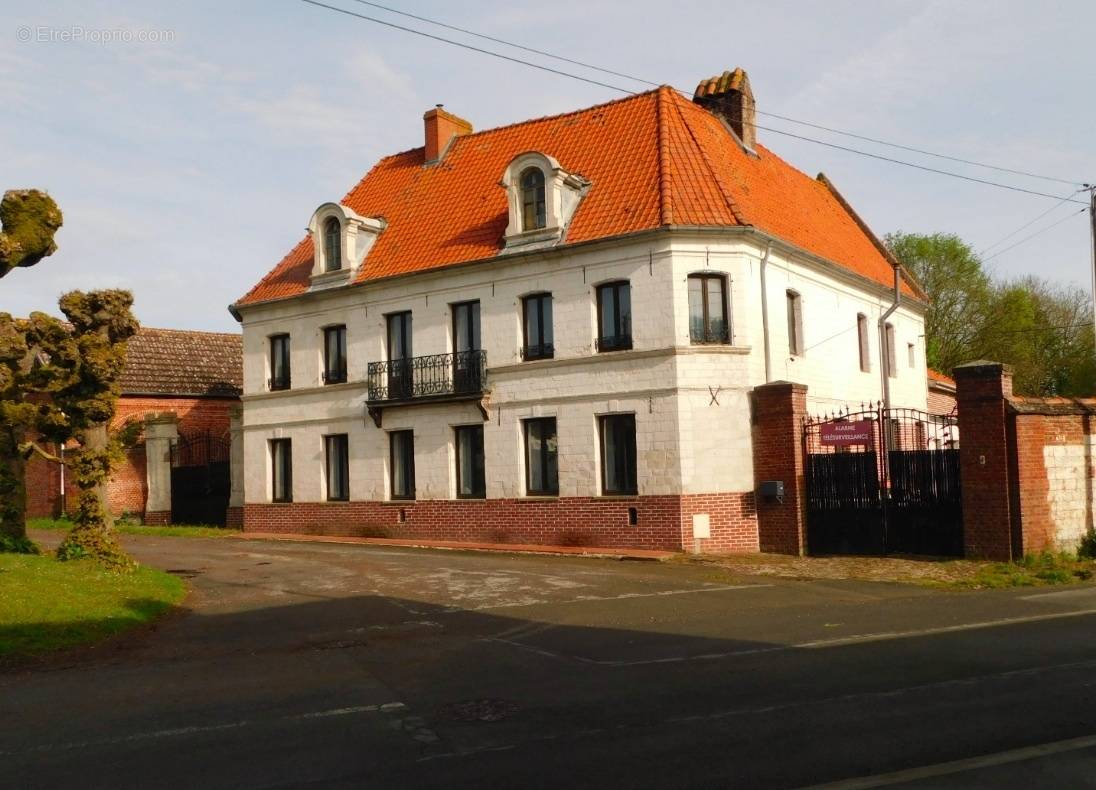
[{"left": 1, "top": 0, "right": 1093, "bottom": 332}]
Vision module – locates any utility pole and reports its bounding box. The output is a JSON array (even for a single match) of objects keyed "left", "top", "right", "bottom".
[{"left": 1090, "top": 185, "right": 1096, "bottom": 359}]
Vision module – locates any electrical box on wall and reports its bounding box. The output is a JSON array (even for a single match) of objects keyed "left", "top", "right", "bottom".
[
  {"left": 759, "top": 480, "right": 784, "bottom": 503},
  {"left": 692, "top": 513, "right": 711, "bottom": 539}
]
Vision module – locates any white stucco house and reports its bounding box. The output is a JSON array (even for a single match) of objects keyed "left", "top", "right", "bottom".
[{"left": 230, "top": 68, "right": 929, "bottom": 552}]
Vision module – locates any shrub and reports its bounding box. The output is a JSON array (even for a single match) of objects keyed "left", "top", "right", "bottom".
[
  {"left": 1078, "top": 527, "right": 1096, "bottom": 560},
  {"left": 0, "top": 534, "right": 40, "bottom": 554}
]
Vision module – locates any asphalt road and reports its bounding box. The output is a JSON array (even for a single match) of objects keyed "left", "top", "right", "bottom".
[{"left": 5, "top": 531, "right": 1096, "bottom": 789}]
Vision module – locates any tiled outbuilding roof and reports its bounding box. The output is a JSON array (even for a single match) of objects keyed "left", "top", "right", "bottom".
[
  {"left": 121, "top": 327, "right": 242, "bottom": 398},
  {"left": 238, "top": 85, "right": 918, "bottom": 307},
  {"left": 927, "top": 368, "right": 956, "bottom": 389}
]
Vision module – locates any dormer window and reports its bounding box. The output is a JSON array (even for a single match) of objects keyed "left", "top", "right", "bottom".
[
  {"left": 520, "top": 167, "right": 546, "bottom": 231},
  {"left": 307, "top": 203, "right": 386, "bottom": 286},
  {"left": 323, "top": 217, "right": 342, "bottom": 272},
  {"left": 500, "top": 152, "right": 588, "bottom": 251}
]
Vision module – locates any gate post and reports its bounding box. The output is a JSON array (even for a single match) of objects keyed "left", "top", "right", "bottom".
[
  {"left": 752, "top": 381, "right": 809, "bottom": 555},
  {"left": 954, "top": 361, "right": 1015, "bottom": 560},
  {"left": 227, "top": 405, "right": 244, "bottom": 529},
  {"left": 144, "top": 412, "right": 178, "bottom": 525}
]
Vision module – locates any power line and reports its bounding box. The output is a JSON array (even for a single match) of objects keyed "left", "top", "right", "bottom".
[
  {"left": 982, "top": 208, "right": 1088, "bottom": 262},
  {"left": 979, "top": 190, "right": 1083, "bottom": 256},
  {"left": 348, "top": 0, "right": 661, "bottom": 87},
  {"left": 296, "top": 0, "right": 635, "bottom": 94},
  {"left": 342, "top": 0, "right": 1082, "bottom": 188},
  {"left": 297, "top": 0, "right": 1089, "bottom": 207}
]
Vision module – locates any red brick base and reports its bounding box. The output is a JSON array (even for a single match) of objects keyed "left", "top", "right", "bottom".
[
  {"left": 226, "top": 506, "right": 243, "bottom": 529},
  {"left": 242, "top": 493, "right": 758, "bottom": 553},
  {"left": 144, "top": 510, "right": 171, "bottom": 525}
]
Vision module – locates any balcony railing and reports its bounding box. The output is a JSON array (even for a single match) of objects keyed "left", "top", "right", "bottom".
[
  {"left": 595, "top": 334, "right": 633, "bottom": 352},
  {"left": 689, "top": 321, "right": 730, "bottom": 345},
  {"left": 520, "top": 342, "right": 555, "bottom": 361},
  {"left": 367, "top": 350, "right": 487, "bottom": 403}
]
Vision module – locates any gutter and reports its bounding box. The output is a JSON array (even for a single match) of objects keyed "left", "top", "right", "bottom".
[
  {"left": 759, "top": 242, "right": 773, "bottom": 382},
  {"left": 878, "top": 265, "right": 902, "bottom": 414}
]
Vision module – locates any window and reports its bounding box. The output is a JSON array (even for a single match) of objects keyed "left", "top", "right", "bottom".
[
  {"left": 524, "top": 418, "right": 558, "bottom": 495},
  {"left": 455, "top": 425, "right": 486, "bottom": 499},
  {"left": 599, "top": 414, "right": 637, "bottom": 495},
  {"left": 857, "top": 313, "right": 870, "bottom": 373},
  {"left": 688, "top": 274, "right": 729, "bottom": 344},
  {"left": 596, "top": 281, "right": 632, "bottom": 352},
  {"left": 786, "top": 290, "right": 804, "bottom": 356},
  {"left": 520, "top": 167, "right": 546, "bottom": 231},
  {"left": 323, "top": 325, "right": 347, "bottom": 384},
  {"left": 452, "top": 301, "right": 481, "bottom": 394},
  {"left": 389, "top": 430, "right": 415, "bottom": 500},
  {"left": 269, "top": 334, "right": 291, "bottom": 391},
  {"left": 522, "top": 293, "right": 554, "bottom": 360},
  {"left": 270, "top": 438, "right": 292, "bottom": 503},
  {"left": 324, "top": 434, "right": 349, "bottom": 501},
  {"left": 908, "top": 342, "right": 916, "bottom": 369},
  {"left": 885, "top": 322, "right": 897, "bottom": 378},
  {"left": 323, "top": 217, "right": 342, "bottom": 272},
  {"left": 386, "top": 312, "right": 413, "bottom": 400}
]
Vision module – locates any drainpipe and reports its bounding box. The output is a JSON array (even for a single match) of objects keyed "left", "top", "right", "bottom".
[
  {"left": 759, "top": 242, "right": 773, "bottom": 382},
  {"left": 878, "top": 265, "right": 901, "bottom": 413}
]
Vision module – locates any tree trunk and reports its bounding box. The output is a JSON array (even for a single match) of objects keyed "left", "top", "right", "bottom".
[
  {"left": 57, "top": 422, "right": 131, "bottom": 569},
  {"left": 0, "top": 424, "right": 29, "bottom": 547}
]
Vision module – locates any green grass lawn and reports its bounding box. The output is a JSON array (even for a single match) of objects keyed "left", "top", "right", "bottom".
[
  {"left": 28, "top": 518, "right": 239, "bottom": 539},
  {"left": 0, "top": 553, "right": 186, "bottom": 663}
]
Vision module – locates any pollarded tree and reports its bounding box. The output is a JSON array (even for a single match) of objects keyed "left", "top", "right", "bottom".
[{"left": 0, "top": 189, "right": 63, "bottom": 278}]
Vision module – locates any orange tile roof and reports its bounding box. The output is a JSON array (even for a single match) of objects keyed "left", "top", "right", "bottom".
[
  {"left": 238, "top": 87, "right": 914, "bottom": 307},
  {"left": 927, "top": 368, "right": 956, "bottom": 388}
]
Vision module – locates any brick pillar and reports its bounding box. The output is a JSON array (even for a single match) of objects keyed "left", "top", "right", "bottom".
[
  {"left": 143, "top": 412, "right": 178, "bottom": 525},
  {"left": 752, "top": 381, "right": 808, "bottom": 555},
  {"left": 954, "top": 361, "right": 1015, "bottom": 560},
  {"left": 226, "top": 404, "right": 244, "bottom": 529}
]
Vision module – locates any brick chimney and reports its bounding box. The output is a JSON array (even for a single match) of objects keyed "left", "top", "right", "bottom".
[
  {"left": 693, "top": 68, "right": 756, "bottom": 151},
  {"left": 423, "top": 104, "right": 473, "bottom": 164}
]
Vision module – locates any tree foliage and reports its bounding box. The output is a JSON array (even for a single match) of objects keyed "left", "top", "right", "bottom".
[
  {"left": 0, "top": 190, "right": 63, "bottom": 278},
  {"left": 887, "top": 231, "right": 1095, "bottom": 396}
]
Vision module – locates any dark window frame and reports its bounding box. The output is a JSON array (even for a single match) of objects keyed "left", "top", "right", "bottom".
[
  {"left": 269, "top": 334, "right": 291, "bottom": 391},
  {"left": 521, "top": 292, "right": 554, "bottom": 360},
  {"left": 595, "top": 281, "right": 633, "bottom": 352},
  {"left": 523, "top": 417, "right": 559, "bottom": 496},
  {"left": 270, "top": 438, "right": 293, "bottom": 503},
  {"left": 385, "top": 311, "right": 413, "bottom": 400},
  {"left": 599, "top": 414, "right": 638, "bottom": 496},
  {"left": 687, "top": 273, "right": 730, "bottom": 344},
  {"left": 323, "top": 217, "right": 342, "bottom": 272},
  {"left": 322, "top": 325, "right": 347, "bottom": 385},
  {"left": 389, "top": 430, "right": 415, "bottom": 501},
  {"left": 454, "top": 424, "right": 486, "bottom": 499},
  {"left": 520, "top": 167, "right": 547, "bottom": 231},
  {"left": 324, "top": 433, "right": 349, "bottom": 502}
]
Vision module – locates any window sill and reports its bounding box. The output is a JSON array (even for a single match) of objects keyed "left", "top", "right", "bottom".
[{"left": 598, "top": 493, "right": 640, "bottom": 499}]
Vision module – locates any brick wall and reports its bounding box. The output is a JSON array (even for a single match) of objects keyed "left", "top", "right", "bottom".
[
  {"left": 927, "top": 386, "right": 957, "bottom": 416},
  {"left": 244, "top": 491, "right": 758, "bottom": 552},
  {"left": 750, "top": 381, "right": 808, "bottom": 555},
  {"left": 955, "top": 362, "right": 1096, "bottom": 557},
  {"left": 25, "top": 394, "right": 238, "bottom": 520}
]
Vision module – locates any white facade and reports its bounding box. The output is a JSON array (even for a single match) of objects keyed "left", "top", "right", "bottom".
[{"left": 238, "top": 229, "right": 927, "bottom": 507}]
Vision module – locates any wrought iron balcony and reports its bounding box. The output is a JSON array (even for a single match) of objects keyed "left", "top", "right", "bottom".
[
  {"left": 366, "top": 350, "right": 487, "bottom": 403},
  {"left": 520, "top": 342, "right": 555, "bottom": 361},
  {"left": 689, "top": 321, "right": 731, "bottom": 345},
  {"left": 595, "top": 334, "right": 633, "bottom": 352}
]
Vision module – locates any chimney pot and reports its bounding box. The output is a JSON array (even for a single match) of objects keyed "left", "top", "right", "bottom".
[
  {"left": 693, "top": 67, "right": 756, "bottom": 151},
  {"left": 423, "top": 105, "right": 472, "bottom": 164}
]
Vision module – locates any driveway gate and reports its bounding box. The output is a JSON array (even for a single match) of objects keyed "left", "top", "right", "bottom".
[
  {"left": 803, "top": 406, "right": 962, "bottom": 556},
  {"left": 170, "top": 431, "right": 231, "bottom": 526}
]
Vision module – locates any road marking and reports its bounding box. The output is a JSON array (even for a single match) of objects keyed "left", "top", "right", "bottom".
[
  {"left": 801, "top": 732, "right": 1096, "bottom": 788},
  {"left": 1, "top": 703, "right": 405, "bottom": 756},
  {"left": 467, "top": 583, "right": 771, "bottom": 611},
  {"left": 486, "top": 607, "right": 1096, "bottom": 666}
]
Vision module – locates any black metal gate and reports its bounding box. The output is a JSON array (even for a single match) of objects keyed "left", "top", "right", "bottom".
[
  {"left": 804, "top": 406, "right": 961, "bottom": 556},
  {"left": 170, "top": 431, "right": 231, "bottom": 527}
]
